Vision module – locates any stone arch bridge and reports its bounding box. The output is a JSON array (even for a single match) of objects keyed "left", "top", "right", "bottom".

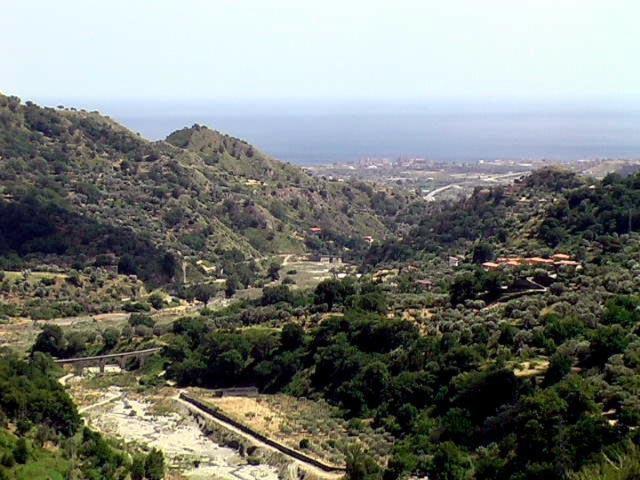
[{"left": 54, "top": 347, "right": 162, "bottom": 375}]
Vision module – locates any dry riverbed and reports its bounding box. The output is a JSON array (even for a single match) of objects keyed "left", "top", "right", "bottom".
[{"left": 65, "top": 371, "right": 281, "bottom": 480}]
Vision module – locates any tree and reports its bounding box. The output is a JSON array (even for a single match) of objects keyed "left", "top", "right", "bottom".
[
  {"left": 472, "top": 241, "right": 494, "bottom": 264},
  {"left": 431, "top": 442, "right": 472, "bottom": 480},
  {"left": 129, "top": 313, "right": 155, "bottom": 328},
  {"left": 225, "top": 275, "right": 239, "bottom": 298},
  {"left": 13, "top": 438, "right": 28, "bottom": 464},
  {"left": 450, "top": 272, "right": 479, "bottom": 306},
  {"left": 149, "top": 293, "right": 165, "bottom": 310},
  {"left": 345, "top": 445, "right": 382, "bottom": 480},
  {"left": 350, "top": 291, "right": 388, "bottom": 313},
  {"left": 261, "top": 285, "right": 296, "bottom": 306},
  {"left": 358, "top": 361, "right": 390, "bottom": 408},
  {"left": 1, "top": 452, "right": 15, "bottom": 468},
  {"left": 267, "top": 261, "right": 281, "bottom": 281},
  {"left": 144, "top": 448, "right": 165, "bottom": 480},
  {"left": 32, "top": 324, "right": 66, "bottom": 357},
  {"left": 314, "top": 278, "right": 355, "bottom": 310},
  {"left": 588, "top": 325, "right": 630, "bottom": 367},
  {"left": 192, "top": 283, "right": 217, "bottom": 304},
  {"left": 280, "top": 323, "right": 305, "bottom": 351},
  {"left": 131, "top": 454, "right": 146, "bottom": 480},
  {"left": 117, "top": 254, "right": 137, "bottom": 275},
  {"left": 102, "top": 327, "right": 119, "bottom": 350},
  {"left": 211, "top": 350, "right": 245, "bottom": 384},
  {"left": 543, "top": 352, "right": 572, "bottom": 386}
]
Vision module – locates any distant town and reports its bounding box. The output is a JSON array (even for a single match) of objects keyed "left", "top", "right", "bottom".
[{"left": 307, "top": 156, "right": 640, "bottom": 202}]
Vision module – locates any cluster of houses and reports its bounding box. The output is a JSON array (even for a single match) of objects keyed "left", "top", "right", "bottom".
[{"left": 481, "top": 253, "right": 581, "bottom": 271}]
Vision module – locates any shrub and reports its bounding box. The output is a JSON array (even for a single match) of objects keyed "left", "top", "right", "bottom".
[
  {"left": 149, "top": 293, "right": 165, "bottom": 310},
  {"left": 144, "top": 448, "right": 164, "bottom": 480},
  {"left": 129, "top": 313, "right": 155, "bottom": 328},
  {"left": 299, "top": 438, "right": 311, "bottom": 449},
  {"left": 1, "top": 452, "right": 15, "bottom": 468},
  {"left": 13, "top": 438, "right": 28, "bottom": 464},
  {"left": 123, "top": 302, "right": 151, "bottom": 313}
]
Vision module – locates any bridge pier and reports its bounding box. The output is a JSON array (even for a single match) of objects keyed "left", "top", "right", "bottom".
[{"left": 98, "top": 359, "right": 106, "bottom": 373}]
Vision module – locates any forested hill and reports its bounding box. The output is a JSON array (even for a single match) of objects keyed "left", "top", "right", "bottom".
[
  {"left": 368, "top": 167, "right": 640, "bottom": 266},
  {"left": 0, "top": 94, "right": 412, "bottom": 285}
]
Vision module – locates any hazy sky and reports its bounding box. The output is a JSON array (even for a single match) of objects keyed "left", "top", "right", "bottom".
[{"left": 2, "top": 0, "right": 639, "bottom": 102}]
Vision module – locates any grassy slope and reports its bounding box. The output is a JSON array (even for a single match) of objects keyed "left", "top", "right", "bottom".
[{"left": 0, "top": 94, "right": 408, "bottom": 284}]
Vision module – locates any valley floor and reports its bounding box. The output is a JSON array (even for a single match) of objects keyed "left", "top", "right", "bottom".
[{"left": 64, "top": 370, "right": 282, "bottom": 480}]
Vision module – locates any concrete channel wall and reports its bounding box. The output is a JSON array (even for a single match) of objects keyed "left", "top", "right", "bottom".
[{"left": 179, "top": 393, "right": 346, "bottom": 473}]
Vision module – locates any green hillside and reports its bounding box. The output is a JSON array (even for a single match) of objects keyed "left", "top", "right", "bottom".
[
  {"left": 159, "top": 167, "right": 640, "bottom": 480},
  {"left": 0, "top": 94, "right": 412, "bottom": 286}
]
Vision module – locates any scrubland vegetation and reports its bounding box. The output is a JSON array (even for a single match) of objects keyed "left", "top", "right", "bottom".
[{"left": 1, "top": 96, "right": 640, "bottom": 480}]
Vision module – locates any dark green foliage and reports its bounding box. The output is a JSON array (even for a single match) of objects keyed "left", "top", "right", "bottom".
[
  {"left": 0, "top": 195, "right": 176, "bottom": 286},
  {"left": 180, "top": 283, "right": 218, "bottom": 304},
  {"left": 267, "top": 261, "right": 281, "bottom": 281},
  {"left": 543, "top": 352, "right": 573, "bottom": 386},
  {"left": 345, "top": 445, "right": 382, "bottom": 480},
  {"left": 540, "top": 171, "right": 640, "bottom": 246},
  {"left": 431, "top": 442, "right": 472, "bottom": 480},
  {"left": 12, "top": 438, "right": 28, "bottom": 464},
  {"left": 129, "top": 313, "right": 156, "bottom": 328},
  {"left": 123, "top": 301, "right": 151, "bottom": 313},
  {"left": 31, "top": 324, "right": 66, "bottom": 357},
  {"left": 409, "top": 187, "right": 511, "bottom": 252},
  {"left": 1, "top": 452, "right": 15, "bottom": 468},
  {"left": 261, "top": 285, "right": 301, "bottom": 306},
  {"left": 299, "top": 438, "right": 311, "bottom": 449},
  {"left": 165, "top": 283, "right": 640, "bottom": 480},
  {"left": 0, "top": 95, "right": 407, "bottom": 290},
  {"left": 78, "top": 427, "right": 127, "bottom": 479},
  {"left": 280, "top": 323, "right": 305, "bottom": 351},
  {"left": 449, "top": 269, "right": 504, "bottom": 306},
  {"left": 149, "top": 293, "right": 166, "bottom": 310},
  {"left": 144, "top": 448, "right": 165, "bottom": 480},
  {"left": 0, "top": 353, "right": 80, "bottom": 440},
  {"left": 102, "top": 327, "right": 120, "bottom": 350},
  {"left": 603, "top": 296, "right": 640, "bottom": 327},
  {"left": 130, "top": 455, "right": 145, "bottom": 480},
  {"left": 524, "top": 167, "right": 583, "bottom": 192},
  {"left": 472, "top": 241, "right": 495, "bottom": 264},
  {"left": 314, "top": 278, "right": 357, "bottom": 310}
]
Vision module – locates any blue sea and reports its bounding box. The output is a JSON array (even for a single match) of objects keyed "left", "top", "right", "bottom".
[{"left": 54, "top": 99, "right": 640, "bottom": 165}]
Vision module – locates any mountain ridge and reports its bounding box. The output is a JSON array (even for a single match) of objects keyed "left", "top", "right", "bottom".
[{"left": 0, "top": 94, "right": 413, "bottom": 286}]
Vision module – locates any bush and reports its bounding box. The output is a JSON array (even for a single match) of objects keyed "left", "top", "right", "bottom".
[
  {"left": 123, "top": 302, "right": 151, "bottom": 313},
  {"left": 131, "top": 455, "right": 145, "bottom": 480},
  {"left": 144, "top": 448, "right": 164, "bottom": 480},
  {"left": 32, "top": 324, "right": 66, "bottom": 357},
  {"left": 1, "top": 452, "right": 15, "bottom": 468},
  {"left": 299, "top": 438, "right": 311, "bottom": 449},
  {"left": 102, "top": 327, "right": 120, "bottom": 350},
  {"left": 13, "top": 438, "right": 28, "bottom": 464},
  {"left": 149, "top": 293, "right": 165, "bottom": 310},
  {"left": 134, "top": 325, "right": 153, "bottom": 339},
  {"left": 129, "top": 313, "right": 155, "bottom": 328}
]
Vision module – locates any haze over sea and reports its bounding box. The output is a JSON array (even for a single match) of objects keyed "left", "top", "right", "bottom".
[{"left": 67, "top": 99, "right": 640, "bottom": 165}]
